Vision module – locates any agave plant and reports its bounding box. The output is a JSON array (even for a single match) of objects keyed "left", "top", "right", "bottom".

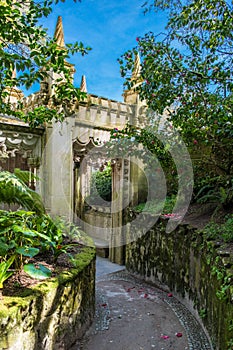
[{"left": 0, "top": 170, "right": 45, "bottom": 215}]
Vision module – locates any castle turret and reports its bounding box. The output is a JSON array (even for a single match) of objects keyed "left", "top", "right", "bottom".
[
  {"left": 123, "top": 52, "right": 143, "bottom": 104},
  {"left": 40, "top": 16, "right": 76, "bottom": 96}
]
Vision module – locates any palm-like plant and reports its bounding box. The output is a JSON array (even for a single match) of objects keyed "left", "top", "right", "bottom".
[{"left": 0, "top": 170, "right": 45, "bottom": 215}]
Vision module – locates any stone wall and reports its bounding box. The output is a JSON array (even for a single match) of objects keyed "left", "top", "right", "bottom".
[
  {"left": 126, "top": 215, "right": 233, "bottom": 350},
  {"left": 0, "top": 248, "right": 96, "bottom": 350},
  {"left": 83, "top": 207, "right": 111, "bottom": 242}
]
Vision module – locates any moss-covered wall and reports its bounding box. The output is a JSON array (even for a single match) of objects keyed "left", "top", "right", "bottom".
[
  {"left": 0, "top": 247, "right": 96, "bottom": 350},
  {"left": 126, "top": 215, "right": 233, "bottom": 350}
]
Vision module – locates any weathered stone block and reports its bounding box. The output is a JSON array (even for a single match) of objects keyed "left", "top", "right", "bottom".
[
  {"left": 0, "top": 248, "right": 96, "bottom": 350},
  {"left": 126, "top": 216, "right": 233, "bottom": 350}
]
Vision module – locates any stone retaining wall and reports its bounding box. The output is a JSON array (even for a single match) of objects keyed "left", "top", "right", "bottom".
[
  {"left": 126, "top": 215, "right": 233, "bottom": 350},
  {"left": 0, "top": 247, "right": 96, "bottom": 350}
]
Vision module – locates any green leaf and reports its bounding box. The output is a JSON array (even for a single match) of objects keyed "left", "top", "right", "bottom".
[
  {"left": 0, "top": 242, "right": 11, "bottom": 256},
  {"left": 16, "top": 247, "right": 39, "bottom": 258},
  {"left": 23, "top": 263, "right": 52, "bottom": 280},
  {"left": 21, "top": 231, "right": 37, "bottom": 238},
  {"left": 0, "top": 255, "right": 15, "bottom": 288}
]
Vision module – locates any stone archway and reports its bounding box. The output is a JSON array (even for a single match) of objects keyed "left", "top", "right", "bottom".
[
  {"left": 72, "top": 134, "right": 149, "bottom": 265},
  {"left": 73, "top": 136, "right": 113, "bottom": 257},
  {"left": 72, "top": 134, "right": 138, "bottom": 265}
]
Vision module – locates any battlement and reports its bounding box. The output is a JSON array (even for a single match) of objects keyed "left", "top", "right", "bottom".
[
  {"left": 84, "top": 94, "right": 132, "bottom": 113},
  {"left": 20, "top": 90, "right": 136, "bottom": 130},
  {"left": 75, "top": 94, "right": 135, "bottom": 130}
]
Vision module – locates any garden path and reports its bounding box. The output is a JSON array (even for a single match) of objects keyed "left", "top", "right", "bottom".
[{"left": 71, "top": 257, "right": 213, "bottom": 350}]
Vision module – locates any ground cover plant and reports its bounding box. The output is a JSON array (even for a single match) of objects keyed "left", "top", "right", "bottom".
[{"left": 0, "top": 170, "right": 93, "bottom": 298}]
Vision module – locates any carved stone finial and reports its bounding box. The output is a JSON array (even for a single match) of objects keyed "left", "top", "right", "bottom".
[
  {"left": 12, "top": 67, "right": 16, "bottom": 80},
  {"left": 54, "top": 16, "right": 65, "bottom": 48},
  {"left": 131, "top": 52, "right": 141, "bottom": 81},
  {"left": 123, "top": 52, "right": 143, "bottom": 104},
  {"left": 80, "top": 75, "right": 87, "bottom": 92}
]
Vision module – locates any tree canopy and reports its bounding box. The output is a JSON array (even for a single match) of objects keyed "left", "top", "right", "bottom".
[
  {"left": 119, "top": 0, "right": 233, "bottom": 203},
  {"left": 0, "top": 0, "right": 91, "bottom": 126}
]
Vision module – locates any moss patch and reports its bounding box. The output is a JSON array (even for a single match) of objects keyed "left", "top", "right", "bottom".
[{"left": 0, "top": 246, "right": 96, "bottom": 350}]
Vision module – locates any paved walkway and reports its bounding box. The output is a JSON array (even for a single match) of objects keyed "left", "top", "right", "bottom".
[{"left": 71, "top": 257, "right": 213, "bottom": 350}]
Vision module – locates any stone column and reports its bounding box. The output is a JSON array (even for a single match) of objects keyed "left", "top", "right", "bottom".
[{"left": 42, "top": 116, "right": 75, "bottom": 221}]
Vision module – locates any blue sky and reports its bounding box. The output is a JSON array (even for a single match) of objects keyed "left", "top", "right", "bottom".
[{"left": 41, "top": 0, "right": 167, "bottom": 102}]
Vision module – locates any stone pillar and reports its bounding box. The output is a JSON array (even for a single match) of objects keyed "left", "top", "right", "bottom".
[
  {"left": 110, "top": 158, "right": 131, "bottom": 265},
  {"left": 78, "top": 157, "right": 92, "bottom": 223},
  {"left": 41, "top": 116, "right": 75, "bottom": 221}
]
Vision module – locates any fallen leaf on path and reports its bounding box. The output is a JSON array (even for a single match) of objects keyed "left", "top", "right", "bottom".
[
  {"left": 176, "top": 332, "right": 183, "bottom": 337},
  {"left": 161, "top": 335, "right": 170, "bottom": 339}
]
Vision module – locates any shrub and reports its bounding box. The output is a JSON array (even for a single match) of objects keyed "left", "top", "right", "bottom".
[{"left": 88, "top": 163, "right": 112, "bottom": 205}]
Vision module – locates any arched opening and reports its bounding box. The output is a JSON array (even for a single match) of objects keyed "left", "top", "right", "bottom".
[{"left": 73, "top": 137, "right": 112, "bottom": 257}]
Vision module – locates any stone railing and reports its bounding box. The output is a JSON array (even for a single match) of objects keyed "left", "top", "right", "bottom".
[
  {"left": 0, "top": 247, "right": 96, "bottom": 350},
  {"left": 126, "top": 214, "right": 233, "bottom": 350}
]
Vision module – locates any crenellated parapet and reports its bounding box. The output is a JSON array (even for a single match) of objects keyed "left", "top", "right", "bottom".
[
  {"left": 76, "top": 94, "right": 135, "bottom": 130},
  {"left": 20, "top": 91, "right": 137, "bottom": 128},
  {"left": 20, "top": 90, "right": 139, "bottom": 132}
]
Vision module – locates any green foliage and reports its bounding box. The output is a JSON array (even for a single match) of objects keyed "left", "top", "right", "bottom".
[
  {"left": 109, "top": 124, "right": 174, "bottom": 168},
  {"left": 23, "top": 263, "right": 52, "bottom": 280},
  {"left": 0, "top": 210, "right": 54, "bottom": 269},
  {"left": 13, "top": 168, "right": 39, "bottom": 185},
  {"left": 0, "top": 168, "right": 91, "bottom": 288},
  {"left": 204, "top": 247, "right": 233, "bottom": 302},
  {"left": 133, "top": 195, "right": 176, "bottom": 214},
  {"left": 0, "top": 170, "right": 45, "bottom": 214},
  {"left": 227, "top": 339, "right": 233, "bottom": 350},
  {"left": 211, "top": 259, "right": 232, "bottom": 302},
  {"left": 0, "top": 255, "right": 15, "bottom": 289},
  {"left": 89, "top": 163, "right": 112, "bottom": 204},
  {"left": 199, "top": 308, "right": 207, "bottom": 319},
  {"left": 0, "top": 0, "right": 91, "bottom": 126},
  {"left": 202, "top": 215, "right": 233, "bottom": 243},
  {"left": 0, "top": 209, "right": 87, "bottom": 286},
  {"left": 107, "top": 124, "right": 180, "bottom": 197},
  {"left": 120, "top": 0, "right": 233, "bottom": 202}
]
